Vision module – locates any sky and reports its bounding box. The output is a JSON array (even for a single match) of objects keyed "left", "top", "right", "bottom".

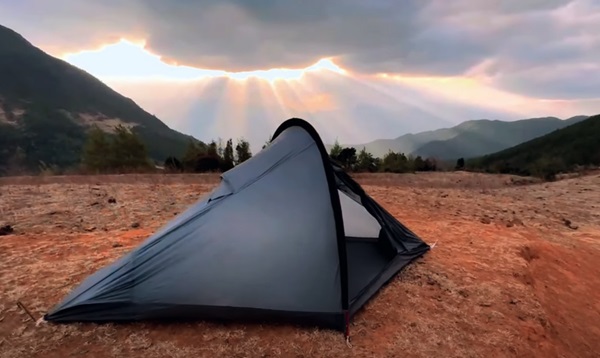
[{"left": 1, "top": 0, "right": 599, "bottom": 150}]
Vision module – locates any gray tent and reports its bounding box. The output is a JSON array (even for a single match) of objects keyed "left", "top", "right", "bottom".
[{"left": 44, "top": 118, "right": 430, "bottom": 336}]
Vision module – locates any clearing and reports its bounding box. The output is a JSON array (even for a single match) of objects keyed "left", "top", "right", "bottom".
[{"left": 1, "top": 172, "right": 599, "bottom": 358}]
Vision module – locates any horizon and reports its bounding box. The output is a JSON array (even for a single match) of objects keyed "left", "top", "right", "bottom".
[{"left": 1, "top": 1, "right": 599, "bottom": 150}]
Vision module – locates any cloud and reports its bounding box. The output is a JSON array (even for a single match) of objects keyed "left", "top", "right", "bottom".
[{"left": 0, "top": 0, "right": 599, "bottom": 99}]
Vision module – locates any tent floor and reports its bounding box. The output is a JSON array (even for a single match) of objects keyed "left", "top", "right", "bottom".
[{"left": 346, "top": 239, "right": 390, "bottom": 303}]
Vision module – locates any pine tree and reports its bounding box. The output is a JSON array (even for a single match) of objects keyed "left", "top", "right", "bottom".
[
  {"left": 235, "top": 138, "right": 252, "bottom": 165},
  {"left": 222, "top": 138, "right": 235, "bottom": 170},
  {"left": 81, "top": 125, "right": 111, "bottom": 172},
  {"left": 181, "top": 140, "right": 206, "bottom": 172},
  {"left": 329, "top": 138, "right": 343, "bottom": 159},
  {"left": 108, "top": 125, "right": 151, "bottom": 171},
  {"left": 355, "top": 147, "right": 377, "bottom": 172},
  {"left": 207, "top": 140, "right": 219, "bottom": 157}
]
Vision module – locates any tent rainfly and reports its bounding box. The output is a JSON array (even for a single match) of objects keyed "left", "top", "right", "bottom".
[{"left": 44, "top": 118, "right": 430, "bottom": 337}]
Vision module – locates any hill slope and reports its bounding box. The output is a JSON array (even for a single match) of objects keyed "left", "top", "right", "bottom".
[
  {"left": 467, "top": 114, "right": 600, "bottom": 178},
  {"left": 345, "top": 116, "right": 589, "bottom": 159},
  {"left": 0, "top": 24, "right": 200, "bottom": 174}
]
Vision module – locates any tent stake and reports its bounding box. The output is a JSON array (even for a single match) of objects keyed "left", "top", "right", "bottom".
[{"left": 344, "top": 310, "right": 352, "bottom": 348}]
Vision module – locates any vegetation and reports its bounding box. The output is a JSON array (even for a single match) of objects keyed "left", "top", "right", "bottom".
[
  {"left": 0, "top": 105, "right": 87, "bottom": 175},
  {"left": 330, "top": 145, "right": 437, "bottom": 174},
  {"left": 466, "top": 114, "right": 600, "bottom": 180},
  {"left": 2, "top": 112, "right": 598, "bottom": 179},
  {"left": 81, "top": 125, "right": 153, "bottom": 173}
]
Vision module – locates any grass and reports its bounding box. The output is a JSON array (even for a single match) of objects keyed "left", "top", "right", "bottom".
[{"left": 1, "top": 171, "right": 600, "bottom": 357}]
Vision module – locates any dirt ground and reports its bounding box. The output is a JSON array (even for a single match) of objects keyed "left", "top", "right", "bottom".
[{"left": 1, "top": 171, "right": 599, "bottom": 358}]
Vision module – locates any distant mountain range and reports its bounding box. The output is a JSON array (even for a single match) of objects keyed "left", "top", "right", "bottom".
[
  {"left": 467, "top": 114, "right": 600, "bottom": 178},
  {"left": 0, "top": 24, "right": 200, "bottom": 174},
  {"left": 337, "top": 115, "right": 590, "bottom": 160}
]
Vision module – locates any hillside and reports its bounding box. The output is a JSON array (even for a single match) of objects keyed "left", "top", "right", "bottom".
[
  {"left": 0, "top": 24, "right": 200, "bottom": 174},
  {"left": 344, "top": 116, "right": 589, "bottom": 159},
  {"left": 467, "top": 114, "right": 600, "bottom": 178}
]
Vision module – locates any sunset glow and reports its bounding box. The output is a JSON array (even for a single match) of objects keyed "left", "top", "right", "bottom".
[
  {"left": 58, "top": 38, "right": 598, "bottom": 149},
  {"left": 62, "top": 39, "right": 346, "bottom": 83}
]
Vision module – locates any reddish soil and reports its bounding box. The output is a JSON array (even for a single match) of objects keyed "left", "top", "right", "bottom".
[{"left": 1, "top": 171, "right": 599, "bottom": 357}]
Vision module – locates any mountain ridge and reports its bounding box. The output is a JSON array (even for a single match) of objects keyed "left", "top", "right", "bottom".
[
  {"left": 466, "top": 114, "right": 600, "bottom": 178},
  {"left": 0, "top": 24, "right": 201, "bottom": 174},
  {"left": 333, "top": 115, "right": 590, "bottom": 159}
]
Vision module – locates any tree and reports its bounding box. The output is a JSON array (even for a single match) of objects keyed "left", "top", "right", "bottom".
[
  {"left": 425, "top": 157, "right": 437, "bottom": 171},
  {"left": 456, "top": 157, "right": 465, "bottom": 170},
  {"left": 336, "top": 147, "right": 357, "bottom": 171},
  {"left": 181, "top": 140, "right": 206, "bottom": 172},
  {"left": 217, "top": 138, "right": 225, "bottom": 158},
  {"left": 195, "top": 155, "right": 221, "bottom": 172},
  {"left": 413, "top": 156, "right": 426, "bottom": 171},
  {"left": 81, "top": 125, "right": 112, "bottom": 172},
  {"left": 164, "top": 156, "right": 183, "bottom": 172},
  {"left": 329, "top": 139, "right": 343, "bottom": 159},
  {"left": 108, "top": 125, "right": 152, "bottom": 171},
  {"left": 355, "top": 147, "right": 378, "bottom": 172},
  {"left": 207, "top": 140, "right": 219, "bottom": 157},
  {"left": 235, "top": 138, "right": 252, "bottom": 165},
  {"left": 221, "top": 138, "right": 235, "bottom": 171},
  {"left": 381, "top": 151, "right": 411, "bottom": 173}
]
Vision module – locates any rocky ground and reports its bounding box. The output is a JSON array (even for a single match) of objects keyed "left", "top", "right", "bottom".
[{"left": 1, "top": 171, "right": 599, "bottom": 358}]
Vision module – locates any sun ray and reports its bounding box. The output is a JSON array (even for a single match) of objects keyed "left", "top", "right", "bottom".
[
  {"left": 339, "top": 72, "right": 459, "bottom": 127},
  {"left": 268, "top": 81, "right": 294, "bottom": 119},
  {"left": 276, "top": 75, "right": 360, "bottom": 145},
  {"left": 299, "top": 71, "right": 452, "bottom": 142},
  {"left": 377, "top": 73, "right": 548, "bottom": 118}
]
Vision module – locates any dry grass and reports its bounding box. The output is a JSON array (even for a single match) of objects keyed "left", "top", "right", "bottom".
[{"left": 1, "top": 171, "right": 599, "bottom": 357}]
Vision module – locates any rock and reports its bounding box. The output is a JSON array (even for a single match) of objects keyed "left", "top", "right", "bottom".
[
  {"left": 0, "top": 225, "right": 14, "bottom": 236},
  {"left": 112, "top": 243, "right": 123, "bottom": 248},
  {"left": 107, "top": 197, "right": 117, "bottom": 204},
  {"left": 84, "top": 226, "right": 96, "bottom": 232},
  {"left": 479, "top": 302, "right": 492, "bottom": 307},
  {"left": 131, "top": 222, "right": 140, "bottom": 229},
  {"left": 562, "top": 218, "right": 578, "bottom": 230},
  {"left": 480, "top": 217, "right": 492, "bottom": 224},
  {"left": 90, "top": 201, "right": 100, "bottom": 206}
]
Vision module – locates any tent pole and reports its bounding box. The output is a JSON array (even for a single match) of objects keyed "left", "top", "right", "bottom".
[{"left": 344, "top": 310, "right": 352, "bottom": 347}]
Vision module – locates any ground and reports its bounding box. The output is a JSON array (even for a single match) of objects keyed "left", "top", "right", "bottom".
[{"left": 1, "top": 171, "right": 599, "bottom": 358}]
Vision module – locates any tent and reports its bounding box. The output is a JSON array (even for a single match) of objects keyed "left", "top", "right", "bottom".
[{"left": 44, "top": 118, "right": 430, "bottom": 336}]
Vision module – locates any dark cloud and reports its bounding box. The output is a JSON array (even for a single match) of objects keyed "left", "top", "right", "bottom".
[{"left": 0, "top": 0, "right": 598, "bottom": 99}]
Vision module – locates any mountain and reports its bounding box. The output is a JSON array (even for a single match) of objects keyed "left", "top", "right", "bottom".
[
  {"left": 0, "top": 24, "right": 200, "bottom": 174},
  {"left": 467, "top": 114, "right": 600, "bottom": 178},
  {"left": 343, "top": 115, "right": 590, "bottom": 159}
]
